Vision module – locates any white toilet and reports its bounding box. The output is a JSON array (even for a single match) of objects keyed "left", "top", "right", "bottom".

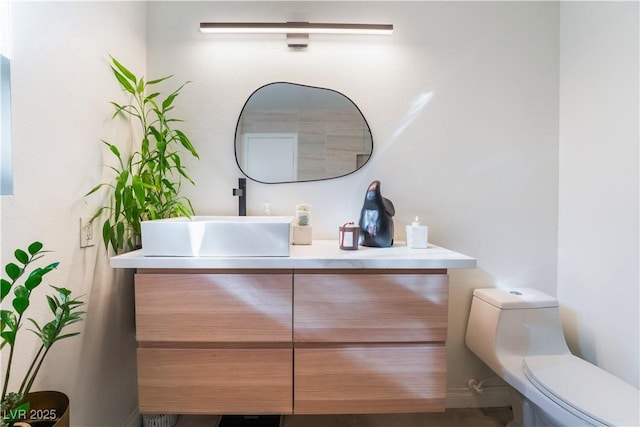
[{"left": 465, "top": 287, "right": 639, "bottom": 427}]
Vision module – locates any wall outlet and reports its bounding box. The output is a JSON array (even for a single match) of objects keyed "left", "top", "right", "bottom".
[{"left": 80, "top": 217, "right": 95, "bottom": 248}]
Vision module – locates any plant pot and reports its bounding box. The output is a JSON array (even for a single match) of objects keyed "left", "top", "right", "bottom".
[{"left": 12, "top": 391, "right": 69, "bottom": 427}]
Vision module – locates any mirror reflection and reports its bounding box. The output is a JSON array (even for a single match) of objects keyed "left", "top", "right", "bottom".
[{"left": 235, "top": 82, "right": 373, "bottom": 183}]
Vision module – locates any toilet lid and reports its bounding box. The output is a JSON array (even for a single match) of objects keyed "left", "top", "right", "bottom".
[
  {"left": 472, "top": 288, "right": 558, "bottom": 309},
  {"left": 524, "top": 354, "right": 640, "bottom": 427}
]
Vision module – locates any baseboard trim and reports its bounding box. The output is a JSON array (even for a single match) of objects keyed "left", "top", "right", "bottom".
[
  {"left": 123, "top": 407, "right": 141, "bottom": 427},
  {"left": 446, "top": 385, "right": 511, "bottom": 408}
]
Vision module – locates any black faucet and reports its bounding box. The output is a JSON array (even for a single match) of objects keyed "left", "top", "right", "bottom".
[{"left": 232, "top": 177, "right": 247, "bottom": 216}]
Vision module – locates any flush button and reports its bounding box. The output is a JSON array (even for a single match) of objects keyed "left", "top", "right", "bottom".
[{"left": 509, "top": 290, "right": 523, "bottom": 296}]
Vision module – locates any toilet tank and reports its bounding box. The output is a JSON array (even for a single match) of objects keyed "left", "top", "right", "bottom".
[{"left": 465, "top": 288, "right": 570, "bottom": 374}]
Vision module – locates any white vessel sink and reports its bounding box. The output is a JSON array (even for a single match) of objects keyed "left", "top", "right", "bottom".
[{"left": 141, "top": 216, "right": 293, "bottom": 257}]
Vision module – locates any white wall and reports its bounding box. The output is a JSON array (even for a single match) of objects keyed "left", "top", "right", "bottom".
[
  {"left": 147, "top": 1, "right": 560, "bottom": 405},
  {"left": 9, "top": 2, "right": 635, "bottom": 420},
  {"left": 1, "top": 2, "right": 146, "bottom": 425},
  {"left": 558, "top": 2, "right": 639, "bottom": 388}
]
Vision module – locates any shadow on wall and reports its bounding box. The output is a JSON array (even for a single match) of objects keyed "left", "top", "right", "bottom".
[
  {"left": 71, "top": 254, "right": 138, "bottom": 426},
  {"left": 445, "top": 268, "right": 511, "bottom": 407},
  {"left": 560, "top": 306, "right": 596, "bottom": 364}
]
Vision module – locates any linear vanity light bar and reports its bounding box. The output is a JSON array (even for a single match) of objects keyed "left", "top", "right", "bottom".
[{"left": 199, "top": 22, "right": 394, "bottom": 35}]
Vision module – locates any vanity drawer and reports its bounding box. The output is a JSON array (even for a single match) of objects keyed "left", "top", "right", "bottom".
[
  {"left": 294, "top": 344, "right": 446, "bottom": 414},
  {"left": 137, "top": 348, "right": 293, "bottom": 414},
  {"left": 294, "top": 273, "right": 448, "bottom": 343},
  {"left": 135, "top": 273, "right": 292, "bottom": 343}
]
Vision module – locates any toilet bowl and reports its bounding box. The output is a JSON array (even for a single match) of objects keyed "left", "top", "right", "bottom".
[{"left": 465, "top": 287, "right": 639, "bottom": 427}]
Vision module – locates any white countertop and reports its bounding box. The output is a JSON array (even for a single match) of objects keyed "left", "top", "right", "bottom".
[{"left": 110, "top": 240, "right": 476, "bottom": 270}]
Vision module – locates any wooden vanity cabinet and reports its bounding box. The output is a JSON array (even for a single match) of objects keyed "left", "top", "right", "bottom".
[
  {"left": 134, "top": 270, "right": 293, "bottom": 414},
  {"left": 293, "top": 270, "right": 449, "bottom": 414},
  {"left": 133, "top": 268, "right": 449, "bottom": 415}
]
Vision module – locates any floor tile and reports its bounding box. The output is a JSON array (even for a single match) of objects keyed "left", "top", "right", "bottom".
[{"left": 174, "top": 408, "right": 513, "bottom": 427}]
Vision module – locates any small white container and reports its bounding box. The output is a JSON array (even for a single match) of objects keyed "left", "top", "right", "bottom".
[
  {"left": 293, "top": 225, "right": 312, "bottom": 245},
  {"left": 406, "top": 216, "right": 428, "bottom": 249},
  {"left": 292, "top": 203, "right": 312, "bottom": 245},
  {"left": 295, "top": 204, "right": 311, "bottom": 226}
]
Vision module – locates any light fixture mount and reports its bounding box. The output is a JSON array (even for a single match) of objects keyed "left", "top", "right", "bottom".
[{"left": 286, "top": 33, "right": 310, "bottom": 49}]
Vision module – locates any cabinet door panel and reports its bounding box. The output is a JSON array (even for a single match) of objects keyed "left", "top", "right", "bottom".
[
  {"left": 138, "top": 348, "right": 292, "bottom": 414},
  {"left": 294, "top": 345, "right": 446, "bottom": 414},
  {"left": 294, "top": 274, "right": 448, "bottom": 343},
  {"left": 135, "top": 273, "right": 292, "bottom": 343}
]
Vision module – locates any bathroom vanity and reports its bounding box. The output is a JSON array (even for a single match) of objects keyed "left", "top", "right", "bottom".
[{"left": 111, "top": 241, "right": 475, "bottom": 415}]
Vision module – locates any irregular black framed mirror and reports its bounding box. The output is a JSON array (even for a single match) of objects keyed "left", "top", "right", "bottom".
[{"left": 235, "top": 82, "right": 373, "bottom": 184}]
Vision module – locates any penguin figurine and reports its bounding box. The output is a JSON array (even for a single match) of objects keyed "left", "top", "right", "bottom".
[{"left": 358, "top": 180, "right": 395, "bottom": 247}]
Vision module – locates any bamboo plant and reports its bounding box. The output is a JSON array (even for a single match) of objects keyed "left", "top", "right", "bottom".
[
  {"left": 86, "top": 56, "right": 199, "bottom": 254},
  {"left": 1, "top": 242, "right": 85, "bottom": 426}
]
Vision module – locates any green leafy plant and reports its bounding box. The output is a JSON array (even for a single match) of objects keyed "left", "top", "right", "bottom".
[
  {"left": 86, "top": 56, "right": 199, "bottom": 254},
  {"left": 1, "top": 242, "right": 85, "bottom": 426}
]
